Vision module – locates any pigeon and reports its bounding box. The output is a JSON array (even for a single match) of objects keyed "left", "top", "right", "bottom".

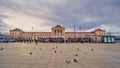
[
  {"left": 75, "top": 54, "right": 79, "bottom": 57},
  {"left": 33, "top": 47, "right": 35, "bottom": 49},
  {"left": 77, "top": 48, "right": 79, "bottom": 51},
  {"left": 54, "top": 51, "right": 57, "bottom": 53},
  {"left": 83, "top": 51, "right": 87, "bottom": 54},
  {"left": 29, "top": 52, "right": 32, "bottom": 55},
  {"left": 0, "top": 48, "right": 4, "bottom": 51},
  {"left": 66, "top": 60, "right": 71, "bottom": 64},
  {"left": 56, "top": 46, "right": 58, "bottom": 49},
  {"left": 73, "top": 59, "right": 78, "bottom": 62},
  {"left": 40, "top": 48, "right": 42, "bottom": 50},
  {"left": 91, "top": 49, "right": 94, "bottom": 51},
  {"left": 60, "top": 51, "right": 62, "bottom": 53},
  {"left": 40, "top": 48, "right": 44, "bottom": 50}
]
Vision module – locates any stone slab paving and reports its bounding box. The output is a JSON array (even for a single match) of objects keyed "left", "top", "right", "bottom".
[{"left": 0, "top": 43, "right": 120, "bottom": 68}]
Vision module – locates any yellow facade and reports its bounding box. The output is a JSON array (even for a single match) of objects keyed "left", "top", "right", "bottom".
[{"left": 10, "top": 25, "right": 106, "bottom": 39}]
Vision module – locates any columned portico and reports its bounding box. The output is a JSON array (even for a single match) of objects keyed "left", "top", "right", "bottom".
[{"left": 52, "top": 25, "right": 65, "bottom": 39}]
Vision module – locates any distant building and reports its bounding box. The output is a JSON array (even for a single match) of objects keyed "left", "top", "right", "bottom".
[
  {"left": 9, "top": 25, "right": 106, "bottom": 40},
  {"left": 0, "top": 33, "right": 10, "bottom": 39},
  {"left": 111, "top": 32, "right": 120, "bottom": 36}
]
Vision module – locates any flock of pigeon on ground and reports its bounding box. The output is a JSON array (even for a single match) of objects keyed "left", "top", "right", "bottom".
[
  {"left": 0, "top": 45, "right": 94, "bottom": 64},
  {"left": 65, "top": 48, "right": 94, "bottom": 64}
]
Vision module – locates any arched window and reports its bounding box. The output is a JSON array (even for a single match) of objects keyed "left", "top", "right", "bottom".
[
  {"left": 57, "top": 30, "right": 59, "bottom": 33},
  {"left": 60, "top": 30, "right": 62, "bottom": 34},
  {"left": 54, "top": 30, "right": 56, "bottom": 34}
]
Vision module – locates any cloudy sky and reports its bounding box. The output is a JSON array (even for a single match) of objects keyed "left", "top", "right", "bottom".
[{"left": 0, "top": 0, "right": 120, "bottom": 34}]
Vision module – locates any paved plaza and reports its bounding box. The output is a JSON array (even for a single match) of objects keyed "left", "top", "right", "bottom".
[{"left": 0, "top": 43, "right": 120, "bottom": 68}]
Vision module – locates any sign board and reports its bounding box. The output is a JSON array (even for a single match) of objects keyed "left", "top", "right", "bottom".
[{"left": 102, "top": 36, "right": 115, "bottom": 43}]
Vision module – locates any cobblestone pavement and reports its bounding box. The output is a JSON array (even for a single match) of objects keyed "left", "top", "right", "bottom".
[{"left": 0, "top": 43, "right": 120, "bottom": 68}]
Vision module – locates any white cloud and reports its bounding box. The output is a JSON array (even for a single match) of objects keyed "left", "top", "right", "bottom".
[
  {"left": 2, "top": 11, "right": 51, "bottom": 32},
  {"left": 100, "top": 24, "right": 120, "bottom": 32},
  {"left": 0, "top": 0, "right": 120, "bottom": 33},
  {"left": 80, "top": 17, "right": 99, "bottom": 23}
]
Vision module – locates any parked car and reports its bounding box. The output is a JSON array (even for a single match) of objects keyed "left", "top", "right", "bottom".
[
  {"left": 8, "top": 38, "right": 16, "bottom": 42},
  {"left": 0, "top": 39, "right": 8, "bottom": 42}
]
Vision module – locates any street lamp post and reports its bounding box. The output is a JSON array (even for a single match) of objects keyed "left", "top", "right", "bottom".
[
  {"left": 79, "top": 26, "right": 83, "bottom": 43},
  {"left": 32, "top": 27, "right": 34, "bottom": 41}
]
